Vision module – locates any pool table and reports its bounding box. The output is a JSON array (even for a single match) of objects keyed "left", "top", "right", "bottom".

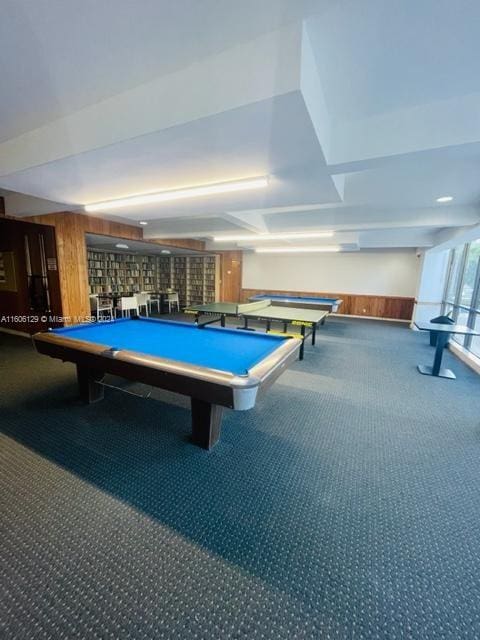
[
  {"left": 33, "top": 317, "right": 300, "bottom": 449},
  {"left": 249, "top": 294, "right": 343, "bottom": 313}
]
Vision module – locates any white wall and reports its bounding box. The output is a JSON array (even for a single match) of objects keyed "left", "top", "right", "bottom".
[{"left": 243, "top": 250, "right": 420, "bottom": 297}]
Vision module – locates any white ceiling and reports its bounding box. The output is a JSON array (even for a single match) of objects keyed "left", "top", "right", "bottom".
[
  {"left": 306, "top": 0, "right": 480, "bottom": 120},
  {"left": 1, "top": 0, "right": 480, "bottom": 251},
  {"left": 0, "top": 0, "right": 322, "bottom": 142}
]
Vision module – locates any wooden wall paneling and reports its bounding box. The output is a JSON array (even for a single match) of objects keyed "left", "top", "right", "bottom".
[
  {"left": 241, "top": 288, "right": 415, "bottom": 321},
  {"left": 60, "top": 213, "right": 90, "bottom": 323},
  {"left": 26, "top": 212, "right": 143, "bottom": 241},
  {"left": 149, "top": 238, "right": 206, "bottom": 251},
  {"left": 24, "top": 212, "right": 144, "bottom": 324},
  {"left": 214, "top": 254, "right": 221, "bottom": 301},
  {"left": 219, "top": 251, "right": 242, "bottom": 302},
  {"left": 382, "top": 296, "right": 416, "bottom": 320},
  {"left": 350, "top": 295, "right": 377, "bottom": 317}
]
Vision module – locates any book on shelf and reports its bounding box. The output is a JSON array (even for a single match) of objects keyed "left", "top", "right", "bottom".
[{"left": 87, "top": 250, "right": 219, "bottom": 304}]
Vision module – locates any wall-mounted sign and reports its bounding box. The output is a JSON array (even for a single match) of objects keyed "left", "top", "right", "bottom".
[
  {"left": 0, "top": 251, "right": 17, "bottom": 291},
  {"left": 47, "top": 257, "right": 58, "bottom": 271}
]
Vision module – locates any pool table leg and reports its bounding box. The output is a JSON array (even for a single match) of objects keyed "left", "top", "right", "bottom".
[
  {"left": 191, "top": 398, "right": 224, "bottom": 449},
  {"left": 77, "top": 365, "right": 104, "bottom": 403}
]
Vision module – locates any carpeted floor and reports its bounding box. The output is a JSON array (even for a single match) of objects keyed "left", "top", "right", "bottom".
[{"left": 1, "top": 317, "right": 480, "bottom": 639}]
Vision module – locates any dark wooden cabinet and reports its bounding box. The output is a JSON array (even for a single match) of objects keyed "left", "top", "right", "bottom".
[{"left": 0, "top": 218, "right": 62, "bottom": 334}]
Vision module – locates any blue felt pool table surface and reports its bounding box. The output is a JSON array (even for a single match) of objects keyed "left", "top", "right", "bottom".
[
  {"left": 252, "top": 294, "right": 340, "bottom": 304},
  {"left": 51, "top": 318, "right": 289, "bottom": 375}
]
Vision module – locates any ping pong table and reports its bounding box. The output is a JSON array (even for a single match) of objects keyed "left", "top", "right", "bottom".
[{"left": 185, "top": 300, "right": 329, "bottom": 359}]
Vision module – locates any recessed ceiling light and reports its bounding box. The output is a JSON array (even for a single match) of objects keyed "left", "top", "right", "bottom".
[
  {"left": 436, "top": 196, "right": 453, "bottom": 203},
  {"left": 161, "top": 249, "right": 171, "bottom": 254},
  {"left": 139, "top": 221, "right": 148, "bottom": 225},
  {"left": 213, "top": 231, "right": 334, "bottom": 242},
  {"left": 115, "top": 243, "right": 129, "bottom": 249},
  {"left": 84, "top": 176, "right": 269, "bottom": 212},
  {"left": 255, "top": 246, "right": 341, "bottom": 253}
]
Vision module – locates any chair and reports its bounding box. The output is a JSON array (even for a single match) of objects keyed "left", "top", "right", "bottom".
[
  {"left": 166, "top": 292, "right": 180, "bottom": 313},
  {"left": 136, "top": 292, "right": 150, "bottom": 317},
  {"left": 116, "top": 296, "right": 139, "bottom": 318},
  {"left": 90, "top": 294, "right": 114, "bottom": 321},
  {"left": 148, "top": 293, "right": 161, "bottom": 314}
]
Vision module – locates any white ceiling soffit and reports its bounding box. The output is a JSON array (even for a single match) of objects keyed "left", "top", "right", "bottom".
[{"left": 0, "top": 0, "right": 479, "bottom": 251}]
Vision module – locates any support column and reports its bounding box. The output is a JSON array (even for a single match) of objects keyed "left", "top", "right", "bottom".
[{"left": 412, "top": 250, "right": 450, "bottom": 326}]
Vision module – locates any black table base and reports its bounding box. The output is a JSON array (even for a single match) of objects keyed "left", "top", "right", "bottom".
[
  {"left": 415, "top": 320, "right": 479, "bottom": 381},
  {"left": 417, "top": 364, "right": 456, "bottom": 379}
]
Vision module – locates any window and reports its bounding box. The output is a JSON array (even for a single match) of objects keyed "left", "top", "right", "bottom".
[
  {"left": 471, "top": 314, "right": 480, "bottom": 358},
  {"left": 442, "top": 239, "right": 480, "bottom": 358},
  {"left": 460, "top": 241, "right": 480, "bottom": 308},
  {"left": 445, "top": 246, "right": 464, "bottom": 304}
]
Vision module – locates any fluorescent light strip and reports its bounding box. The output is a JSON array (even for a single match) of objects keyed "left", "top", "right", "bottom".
[
  {"left": 255, "top": 246, "right": 341, "bottom": 253},
  {"left": 213, "top": 231, "right": 333, "bottom": 242},
  {"left": 84, "top": 177, "right": 269, "bottom": 212}
]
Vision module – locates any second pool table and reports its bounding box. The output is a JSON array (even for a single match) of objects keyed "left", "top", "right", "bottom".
[
  {"left": 249, "top": 294, "right": 343, "bottom": 313},
  {"left": 33, "top": 317, "right": 300, "bottom": 449}
]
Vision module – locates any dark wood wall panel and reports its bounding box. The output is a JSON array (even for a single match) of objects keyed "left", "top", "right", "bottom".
[
  {"left": 241, "top": 288, "right": 415, "bottom": 320},
  {"left": 0, "top": 217, "right": 62, "bottom": 333},
  {"left": 219, "top": 251, "right": 243, "bottom": 302}
]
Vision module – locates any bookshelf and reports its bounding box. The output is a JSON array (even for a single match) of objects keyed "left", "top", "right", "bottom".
[
  {"left": 87, "top": 251, "right": 143, "bottom": 294},
  {"left": 172, "top": 256, "right": 187, "bottom": 307},
  {"left": 157, "top": 256, "right": 172, "bottom": 292},
  {"left": 187, "top": 257, "right": 205, "bottom": 305},
  {"left": 204, "top": 255, "right": 218, "bottom": 303},
  {"left": 140, "top": 255, "right": 156, "bottom": 292},
  {"left": 87, "top": 249, "right": 220, "bottom": 306}
]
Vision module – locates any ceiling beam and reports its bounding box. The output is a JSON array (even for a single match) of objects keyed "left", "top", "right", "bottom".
[
  {"left": 220, "top": 211, "right": 268, "bottom": 233},
  {"left": 429, "top": 222, "right": 480, "bottom": 252}
]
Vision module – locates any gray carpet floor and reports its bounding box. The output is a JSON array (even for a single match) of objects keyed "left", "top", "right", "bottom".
[{"left": 1, "top": 317, "right": 480, "bottom": 639}]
